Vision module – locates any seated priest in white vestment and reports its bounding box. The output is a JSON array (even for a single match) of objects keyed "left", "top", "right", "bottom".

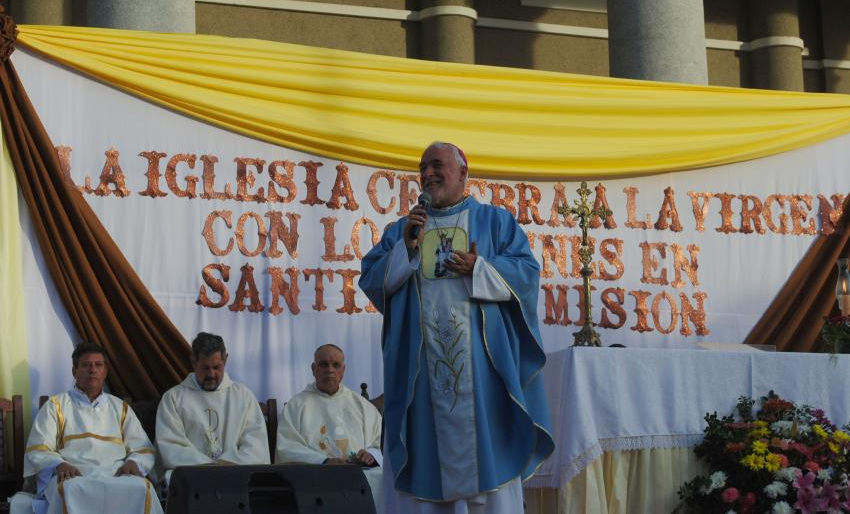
[
  {"left": 23, "top": 343, "right": 162, "bottom": 514},
  {"left": 276, "top": 344, "right": 383, "bottom": 513},
  {"left": 156, "top": 332, "right": 269, "bottom": 481}
]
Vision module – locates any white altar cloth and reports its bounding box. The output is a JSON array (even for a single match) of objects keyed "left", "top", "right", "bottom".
[{"left": 528, "top": 347, "right": 850, "bottom": 488}]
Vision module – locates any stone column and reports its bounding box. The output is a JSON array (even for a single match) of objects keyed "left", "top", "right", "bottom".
[
  {"left": 87, "top": 0, "right": 195, "bottom": 33},
  {"left": 420, "top": 0, "right": 476, "bottom": 64},
  {"left": 11, "top": 0, "right": 72, "bottom": 26},
  {"left": 819, "top": 0, "right": 850, "bottom": 94},
  {"left": 748, "top": 0, "right": 804, "bottom": 91},
  {"left": 607, "top": 0, "right": 708, "bottom": 85}
]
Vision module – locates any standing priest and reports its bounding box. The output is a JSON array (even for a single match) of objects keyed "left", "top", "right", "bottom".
[
  {"left": 359, "top": 142, "right": 553, "bottom": 512},
  {"left": 23, "top": 343, "right": 161, "bottom": 514}
]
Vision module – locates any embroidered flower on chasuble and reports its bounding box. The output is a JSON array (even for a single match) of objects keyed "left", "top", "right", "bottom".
[{"left": 427, "top": 306, "right": 466, "bottom": 412}]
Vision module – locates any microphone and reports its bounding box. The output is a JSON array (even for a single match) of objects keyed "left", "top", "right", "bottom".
[{"left": 410, "top": 192, "right": 432, "bottom": 239}]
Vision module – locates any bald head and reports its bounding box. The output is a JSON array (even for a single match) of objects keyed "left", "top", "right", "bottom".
[{"left": 312, "top": 344, "right": 345, "bottom": 395}]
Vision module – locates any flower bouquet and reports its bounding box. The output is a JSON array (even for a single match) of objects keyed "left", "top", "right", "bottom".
[
  {"left": 677, "top": 391, "right": 850, "bottom": 513},
  {"left": 822, "top": 315, "right": 850, "bottom": 355}
]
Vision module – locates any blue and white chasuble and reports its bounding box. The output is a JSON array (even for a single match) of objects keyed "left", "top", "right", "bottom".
[{"left": 360, "top": 197, "right": 554, "bottom": 501}]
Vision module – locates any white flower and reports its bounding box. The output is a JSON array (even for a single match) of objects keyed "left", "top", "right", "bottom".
[
  {"left": 763, "top": 481, "right": 787, "bottom": 499},
  {"left": 699, "top": 471, "right": 727, "bottom": 494},
  {"left": 775, "top": 466, "right": 800, "bottom": 482},
  {"left": 817, "top": 467, "right": 833, "bottom": 481},
  {"left": 771, "top": 421, "right": 794, "bottom": 436},
  {"left": 771, "top": 501, "right": 793, "bottom": 514}
]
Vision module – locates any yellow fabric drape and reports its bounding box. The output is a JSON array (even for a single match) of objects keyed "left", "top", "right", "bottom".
[
  {"left": 16, "top": 25, "right": 850, "bottom": 178},
  {"left": 0, "top": 121, "right": 32, "bottom": 421}
]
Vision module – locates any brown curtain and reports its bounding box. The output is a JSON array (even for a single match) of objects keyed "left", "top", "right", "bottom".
[
  {"left": 0, "top": 12, "right": 190, "bottom": 400},
  {"left": 744, "top": 194, "right": 850, "bottom": 352}
]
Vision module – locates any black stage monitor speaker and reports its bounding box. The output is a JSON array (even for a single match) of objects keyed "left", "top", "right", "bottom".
[{"left": 165, "top": 464, "right": 376, "bottom": 514}]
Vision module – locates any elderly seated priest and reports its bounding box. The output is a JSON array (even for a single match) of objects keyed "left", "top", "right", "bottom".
[
  {"left": 276, "top": 344, "right": 383, "bottom": 512},
  {"left": 22, "top": 342, "right": 162, "bottom": 514},
  {"left": 156, "top": 332, "right": 269, "bottom": 481}
]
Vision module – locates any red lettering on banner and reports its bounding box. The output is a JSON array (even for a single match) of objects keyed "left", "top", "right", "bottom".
[
  {"left": 229, "top": 263, "right": 264, "bottom": 312},
  {"left": 687, "top": 191, "right": 714, "bottom": 232},
  {"left": 321, "top": 217, "right": 355, "bottom": 262},
  {"left": 265, "top": 211, "right": 300, "bottom": 259},
  {"left": 165, "top": 154, "right": 198, "bottom": 199},
  {"left": 654, "top": 187, "right": 682, "bottom": 231},
  {"left": 590, "top": 183, "right": 617, "bottom": 229},
  {"left": 397, "top": 174, "right": 420, "bottom": 216},
  {"left": 200, "top": 154, "right": 234, "bottom": 201},
  {"left": 598, "top": 238, "right": 624, "bottom": 281},
  {"left": 714, "top": 193, "right": 738, "bottom": 233},
  {"left": 303, "top": 268, "right": 334, "bottom": 311},
  {"left": 367, "top": 171, "right": 396, "bottom": 214},
  {"left": 624, "top": 187, "right": 651, "bottom": 229},
  {"left": 738, "top": 194, "right": 766, "bottom": 234},
  {"left": 335, "top": 269, "right": 363, "bottom": 314},
  {"left": 516, "top": 183, "right": 545, "bottom": 225},
  {"left": 267, "top": 160, "right": 297, "bottom": 203},
  {"left": 599, "top": 287, "right": 626, "bottom": 329},
  {"left": 547, "top": 183, "right": 575, "bottom": 228},
  {"left": 94, "top": 147, "right": 130, "bottom": 197},
  {"left": 763, "top": 194, "right": 789, "bottom": 234},
  {"left": 300, "top": 160, "right": 325, "bottom": 206},
  {"left": 326, "top": 162, "right": 359, "bottom": 210},
  {"left": 542, "top": 284, "right": 572, "bottom": 326},
  {"left": 138, "top": 151, "right": 168, "bottom": 198},
  {"left": 790, "top": 194, "right": 816, "bottom": 235},
  {"left": 629, "top": 289, "right": 653, "bottom": 333},
  {"left": 234, "top": 157, "right": 266, "bottom": 202},
  {"left": 268, "top": 267, "right": 301, "bottom": 315},
  {"left": 488, "top": 183, "right": 516, "bottom": 216},
  {"left": 197, "top": 264, "right": 231, "bottom": 308},
  {"left": 817, "top": 194, "right": 845, "bottom": 236},
  {"left": 202, "top": 211, "right": 234, "bottom": 256}
]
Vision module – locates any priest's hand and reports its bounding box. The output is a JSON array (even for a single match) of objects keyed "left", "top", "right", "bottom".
[
  {"left": 405, "top": 204, "right": 428, "bottom": 251},
  {"left": 353, "top": 449, "right": 377, "bottom": 467},
  {"left": 116, "top": 460, "right": 143, "bottom": 477},
  {"left": 444, "top": 242, "right": 478, "bottom": 276},
  {"left": 56, "top": 462, "right": 82, "bottom": 482},
  {"left": 323, "top": 457, "right": 347, "bottom": 465}
]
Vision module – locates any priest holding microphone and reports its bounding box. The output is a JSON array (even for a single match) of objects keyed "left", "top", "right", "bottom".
[{"left": 360, "top": 141, "right": 553, "bottom": 513}]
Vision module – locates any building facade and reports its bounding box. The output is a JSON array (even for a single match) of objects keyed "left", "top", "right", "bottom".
[{"left": 5, "top": 0, "right": 850, "bottom": 93}]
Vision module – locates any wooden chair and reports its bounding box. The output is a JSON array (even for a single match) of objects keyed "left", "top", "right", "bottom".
[
  {"left": 360, "top": 384, "right": 384, "bottom": 451},
  {"left": 0, "top": 395, "right": 24, "bottom": 502},
  {"left": 259, "top": 399, "right": 278, "bottom": 460},
  {"left": 360, "top": 383, "right": 384, "bottom": 415}
]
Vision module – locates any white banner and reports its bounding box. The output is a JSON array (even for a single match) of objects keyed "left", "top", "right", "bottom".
[{"left": 13, "top": 49, "right": 850, "bottom": 403}]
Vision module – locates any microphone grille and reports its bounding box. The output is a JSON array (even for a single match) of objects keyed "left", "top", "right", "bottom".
[{"left": 418, "top": 192, "right": 433, "bottom": 206}]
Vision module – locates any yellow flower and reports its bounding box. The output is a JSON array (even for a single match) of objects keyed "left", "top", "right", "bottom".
[
  {"left": 834, "top": 430, "right": 850, "bottom": 444},
  {"left": 741, "top": 453, "right": 766, "bottom": 471},
  {"left": 813, "top": 424, "right": 828, "bottom": 440},
  {"left": 750, "top": 426, "right": 770, "bottom": 438},
  {"left": 764, "top": 453, "right": 782, "bottom": 472},
  {"left": 751, "top": 440, "right": 769, "bottom": 454},
  {"left": 828, "top": 441, "right": 840, "bottom": 454}
]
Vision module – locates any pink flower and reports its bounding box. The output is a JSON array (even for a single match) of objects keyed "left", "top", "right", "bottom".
[
  {"left": 739, "top": 492, "right": 757, "bottom": 513},
  {"left": 721, "top": 487, "right": 740, "bottom": 503},
  {"left": 777, "top": 454, "right": 789, "bottom": 467},
  {"left": 804, "top": 461, "right": 820, "bottom": 473},
  {"left": 821, "top": 481, "right": 843, "bottom": 512},
  {"left": 793, "top": 472, "right": 828, "bottom": 514}
]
